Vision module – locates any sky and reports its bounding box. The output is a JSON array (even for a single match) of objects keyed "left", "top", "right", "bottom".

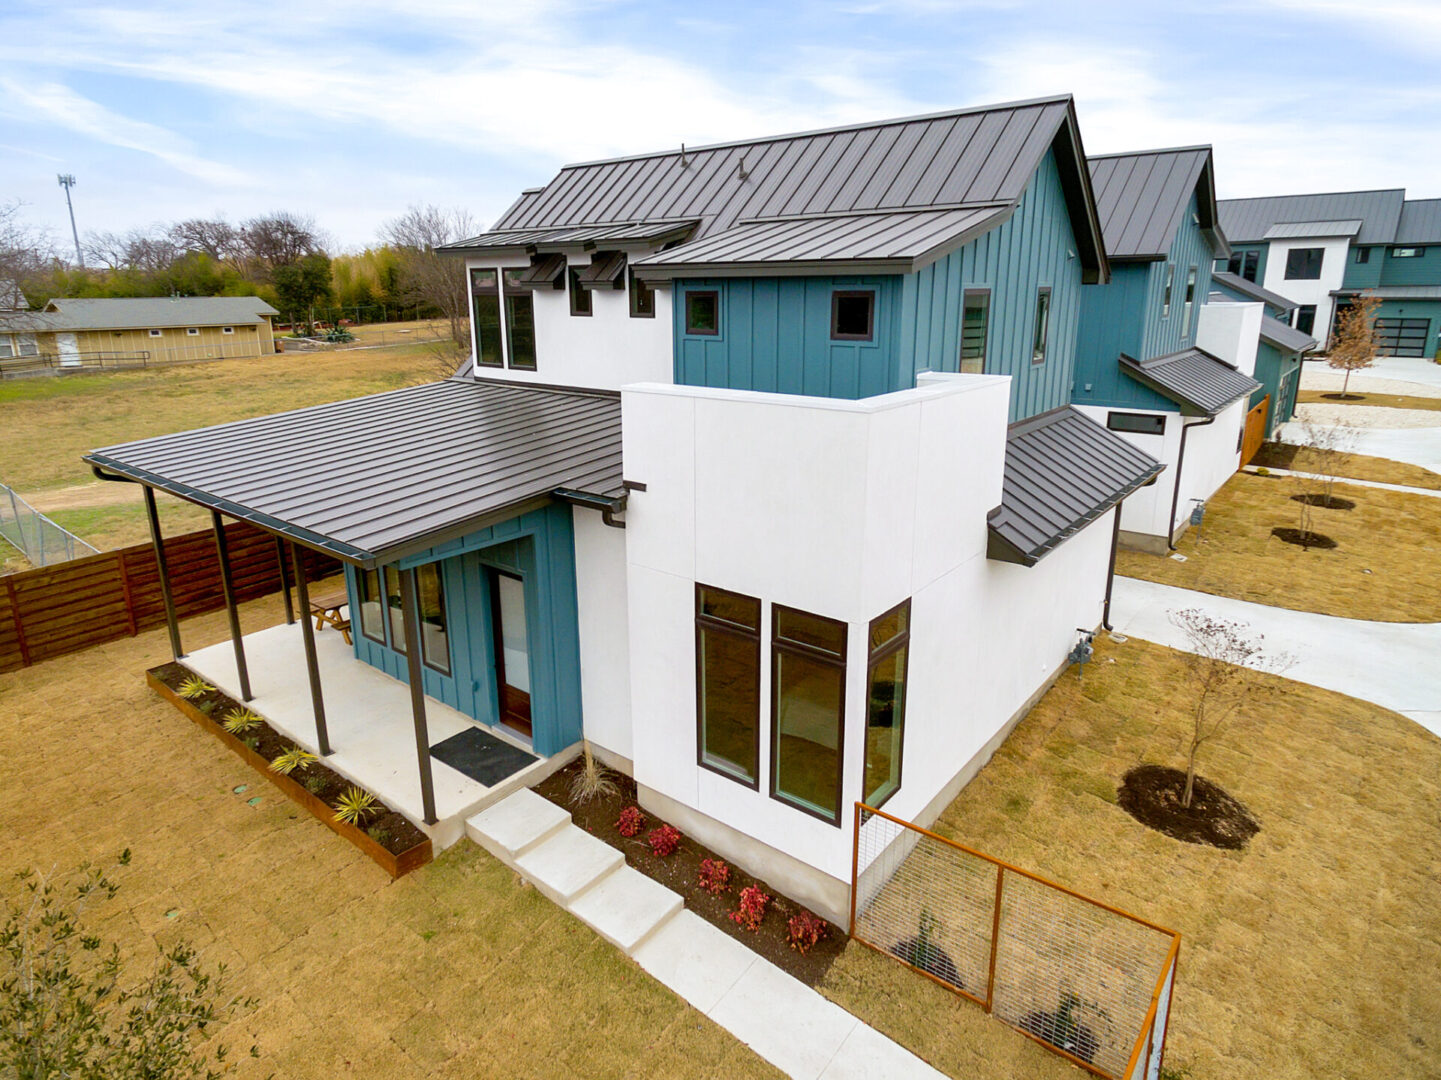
[{"left": 2, "top": 0, "right": 1438, "bottom": 254}]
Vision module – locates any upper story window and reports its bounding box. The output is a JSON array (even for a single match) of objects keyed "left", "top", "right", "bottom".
[
  {"left": 1226, "top": 250, "right": 1260, "bottom": 282},
  {"left": 830, "top": 290, "right": 875, "bottom": 342},
  {"left": 1393, "top": 247, "right": 1425, "bottom": 258},
  {"left": 629, "top": 268, "right": 655, "bottom": 318},
  {"left": 1284, "top": 248, "right": 1324, "bottom": 280},
  {"left": 1031, "top": 287, "right": 1051, "bottom": 365},
  {"left": 1355, "top": 247, "right": 1371, "bottom": 264},
  {"left": 960, "top": 289, "right": 989, "bottom": 374},
  {"left": 470, "top": 267, "right": 537, "bottom": 369},
  {"left": 471, "top": 269, "right": 503, "bottom": 367},
  {"left": 685, "top": 290, "right": 719, "bottom": 335},
  {"left": 1162, "top": 264, "right": 1175, "bottom": 318},
  {"left": 222, "top": 326, "right": 235, "bottom": 334},
  {"left": 1182, "top": 267, "right": 1198, "bottom": 335},
  {"left": 1294, "top": 305, "right": 1316, "bottom": 336},
  {"left": 503, "top": 269, "right": 537, "bottom": 370},
  {"left": 568, "top": 267, "right": 592, "bottom": 317}
]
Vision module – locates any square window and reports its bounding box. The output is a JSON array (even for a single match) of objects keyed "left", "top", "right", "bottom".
[
  {"left": 186, "top": 327, "right": 199, "bottom": 336},
  {"left": 148, "top": 329, "right": 162, "bottom": 337},
  {"left": 685, "top": 290, "right": 719, "bottom": 335},
  {"left": 830, "top": 290, "right": 875, "bottom": 341},
  {"left": 568, "top": 267, "right": 592, "bottom": 317},
  {"left": 1355, "top": 247, "right": 1371, "bottom": 264},
  {"left": 1284, "top": 248, "right": 1324, "bottom": 280}
]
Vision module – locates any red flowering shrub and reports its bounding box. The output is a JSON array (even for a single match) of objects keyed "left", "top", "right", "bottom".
[
  {"left": 647, "top": 824, "right": 682, "bottom": 857},
  {"left": 729, "top": 885, "right": 770, "bottom": 931},
  {"left": 787, "top": 910, "right": 828, "bottom": 954},
  {"left": 697, "top": 858, "right": 730, "bottom": 895},
  {"left": 616, "top": 806, "right": 646, "bottom": 838}
]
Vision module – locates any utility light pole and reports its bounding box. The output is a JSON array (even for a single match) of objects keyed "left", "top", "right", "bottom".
[{"left": 57, "top": 173, "right": 83, "bottom": 267}]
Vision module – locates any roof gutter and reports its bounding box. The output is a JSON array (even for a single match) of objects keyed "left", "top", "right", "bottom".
[{"left": 553, "top": 488, "right": 627, "bottom": 529}]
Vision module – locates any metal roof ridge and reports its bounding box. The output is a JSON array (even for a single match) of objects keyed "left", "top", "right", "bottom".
[
  {"left": 1218, "top": 186, "right": 1407, "bottom": 203},
  {"left": 1088, "top": 144, "right": 1213, "bottom": 160}
]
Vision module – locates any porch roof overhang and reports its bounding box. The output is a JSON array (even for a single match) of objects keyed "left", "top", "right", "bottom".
[
  {"left": 1119, "top": 347, "right": 1261, "bottom": 417},
  {"left": 84, "top": 378, "right": 624, "bottom": 569}
]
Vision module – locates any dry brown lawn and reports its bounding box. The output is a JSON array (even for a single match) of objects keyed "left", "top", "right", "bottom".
[
  {"left": 0, "top": 601, "right": 779, "bottom": 1080},
  {"left": 1251, "top": 442, "right": 1441, "bottom": 491},
  {"left": 1116, "top": 471, "right": 1441, "bottom": 621},
  {"left": 820, "top": 636, "right": 1441, "bottom": 1080},
  {"left": 1298, "top": 388, "right": 1441, "bottom": 413}
]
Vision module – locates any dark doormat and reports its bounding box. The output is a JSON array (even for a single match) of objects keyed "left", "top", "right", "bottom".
[{"left": 431, "top": 726, "right": 539, "bottom": 787}]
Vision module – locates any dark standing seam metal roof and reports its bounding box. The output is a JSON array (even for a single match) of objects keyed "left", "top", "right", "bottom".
[
  {"left": 1397, "top": 198, "right": 1441, "bottom": 244},
  {"left": 1087, "top": 146, "right": 1221, "bottom": 260},
  {"left": 1119, "top": 347, "right": 1261, "bottom": 416},
  {"left": 987, "top": 407, "right": 1164, "bottom": 566},
  {"left": 1211, "top": 270, "right": 1297, "bottom": 312},
  {"left": 84, "top": 380, "right": 623, "bottom": 567},
  {"left": 1331, "top": 285, "right": 1441, "bottom": 300},
  {"left": 444, "top": 220, "right": 698, "bottom": 254},
  {"left": 1262, "top": 219, "right": 1361, "bottom": 239},
  {"left": 449, "top": 95, "right": 1110, "bottom": 283},
  {"left": 1217, "top": 189, "right": 1405, "bottom": 245},
  {"left": 1258, "top": 315, "right": 1317, "bottom": 354}
]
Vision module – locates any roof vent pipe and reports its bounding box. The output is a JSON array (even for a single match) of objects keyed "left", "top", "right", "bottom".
[
  {"left": 737, "top": 156, "right": 749, "bottom": 181},
  {"left": 679, "top": 143, "right": 689, "bottom": 168}
]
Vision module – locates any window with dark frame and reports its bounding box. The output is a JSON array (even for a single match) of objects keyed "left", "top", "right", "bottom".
[
  {"left": 771, "top": 605, "right": 847, "bottom": 825},
  {"left": 1355, "top": 247, "right": 1371, "bottom": 264},
  {"left": 470, "top": 268, "right": 503, "bottom": 367},
  {"left": 1162, "top": 264, "right": 1175, "bottom": 317},
  {"left": 357, "top": 569, "right": 386, "bottom": 644},
  {"left": 831, "top": 290, "right": 875, "bottom": 342},
  {"left": 382, "top": 566, "right": 406, "bottom": 654},
  {"left": 503, "top": 268, "right": 537, "bottom": 369},
  {"left": 1031, "top": 287, "right": 1051, "bottom": 365},
  {"left": 416, "top": 563, "right": 451, "bottom": 675},
  {"left": 1393, "top": 247, "right": 1424, "bottom": 258},
  {"left": 1242, "top": 250, "right": 1259, "bottom": 282},
  {"left": 1294, "top": 304, "right": 1316, "bottom": 336},
  {"left": 863, "top": 600, "right": 909, "bottom": 808},
  {"left": 629, "top": 268, "right": 655, "bottom": 318},
  {"left": 960, "top": 289, "right": 989, "bottom": 373},
  {"left": 695, "top": 585, "right": 762, "bottom": 786},
  {"left": 568, "top": 267, "right": 592, "bottom": 317},
  {"left": 1182, "top": 266, "right": 1198, "bottom": 335},
  {"left": 1107, "top": 411, "right": 1166, "bottom": 436},
  {"left": 685, "top": 290, "right": 719, "bottom": 335},
  {"left": 1284, "top": 247, "right": 1324, "bottom": 280}
]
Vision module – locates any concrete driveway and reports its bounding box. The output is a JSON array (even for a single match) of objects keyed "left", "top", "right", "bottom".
[
  {"left": 1110, "top": 577, "right": 1441, "bottom": 738},
  {"left": 1302, "top": 354, "right": 1441, "bottom": 395},
  {"left": 1277, "top": 419, "right": 1441, "bottom": 473}
]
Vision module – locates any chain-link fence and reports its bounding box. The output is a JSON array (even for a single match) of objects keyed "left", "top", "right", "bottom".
[
  {"left": 0, "top": 483, "right": 100, "bottom": 567},
  {"left": 851, "top": 804, "right": 1179, "bottom": 1079}
]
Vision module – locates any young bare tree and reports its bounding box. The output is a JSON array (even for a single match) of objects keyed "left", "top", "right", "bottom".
[
  {"left": 380, "top": 205, "right": 479, "bottom": 351},
  {"left": 1327, "top": 290, "right": 1379, "bottom": 398},
  {"left": 1297, "top": 417, "right": 1358, "bottom": 507},
  {"left": 1168, "top": 609, "right": 1289, "bottom": 808}
]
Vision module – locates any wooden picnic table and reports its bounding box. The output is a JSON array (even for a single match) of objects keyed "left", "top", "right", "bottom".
[{"left": 308, "top": 587, "right": 352, "bottom": 645}]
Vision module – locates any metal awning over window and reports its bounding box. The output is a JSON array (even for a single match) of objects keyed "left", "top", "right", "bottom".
[
  {"left": 513, "top": 253, "right": 567, "bottom": 290},
  {"left": 575, "top": 250, "right": 627, "bottom": 290}
]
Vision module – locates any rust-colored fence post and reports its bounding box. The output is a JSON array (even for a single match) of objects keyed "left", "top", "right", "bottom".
[
  {"left": 985, "top": 865, "right": 1004, "bottom": 1013},
  {"left": 4, "top": 576, "right": 28, "bottom": 668},
  {"left": 849, "top": 801, "right": 862, "bottom": 936}
]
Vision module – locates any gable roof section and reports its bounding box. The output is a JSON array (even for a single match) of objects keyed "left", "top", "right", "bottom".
[
  {"left": 85, "top": 379, "right": 623, "bottom": 567},
  {"left": 987, "top": 407, "right": 1164, "bottom": 566},
  {"left": 1119, "top": 347, "right": 1261, "bottom": 416},
  {"left": 1258, "top": 315, "right": 1316, "bottom": 354},
  {"left": 21, "top": 296, "right": 278, "bottom": 332},
  {"left": 457, "top": 95, "right": 1109, "bottom": 283},
  {"left": 1087, "top": 146, "right": 1225, "bottom": 260},
  {"left": 1218, "top": 189, "right": 1405, "bottom": 245},
  {"left": 1210, "top": 270, "right": 1297, "bottom": 312},
  {"left": 1397, "top": 199, "right": 1441, "bottom": 245}
]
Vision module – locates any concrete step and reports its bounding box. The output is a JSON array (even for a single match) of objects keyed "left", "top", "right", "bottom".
[
  {"left": 465, "top": 788, "right": 571, "bottom": 860},
  {"left": 567, "top": 865, "right": 684, "bottom": 956},
  {"left": 513, "top": 825, "right": 624, "bottom": 906}
]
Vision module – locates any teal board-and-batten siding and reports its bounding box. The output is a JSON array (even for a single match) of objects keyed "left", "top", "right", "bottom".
[
  {"left": 1252, "top": 340, "right": 1302, "bottom": 436},
  {"left": 1380, "top": 245, "right": 1441, "bottom": 287},
  {"left": 343, "top": 504, "right": 583, "bottom": 758}
]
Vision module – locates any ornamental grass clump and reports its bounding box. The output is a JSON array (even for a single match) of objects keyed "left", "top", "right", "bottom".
[
  {"left": 569, "top": 742, "right": 618, "bottom": 804},
  {"left": 333, "top": 786, "right": 379, "bottom": 826},
  {"left": 268, "top": 747, "right": 319, "bottom": 776},
  {"left": 221, "top": 707, "right": 263, "bottom": 734},
  {"left": 177, "top": 676, "right": 216, "bottom": 701}
]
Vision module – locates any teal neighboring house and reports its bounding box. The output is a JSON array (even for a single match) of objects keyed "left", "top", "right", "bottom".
[{"left": 1211, "top": 271, "right": 1314, "bottom": 437}]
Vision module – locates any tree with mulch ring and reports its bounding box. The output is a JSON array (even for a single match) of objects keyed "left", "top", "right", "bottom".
[
  {"left": 1290, "top": 493, "right": 1355, "bottom": 511},
  {"left": 1018, "top": 992, "right": 1103, "bottom": 1065},
  {"left": 1271, "top": 527, "right": 1337, "bottom": 550},
  {"left": 1118, "top": 765, "right": 1259, "bottom": 850},
  {"left": 535, "top": 760, "right": 845, "bottom": 986},
  {"left": 887, "top": 908, "right": 964, "bottom": 990}
]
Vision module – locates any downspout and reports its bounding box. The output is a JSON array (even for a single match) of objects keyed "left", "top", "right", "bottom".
[
  {"left": 1102, "top": 504, "right": 1121, "bottom": 631},
  {"left": 553, "top": 489, "right": 628, "bottom": 529},
  {"left": 1166, "top": 415, "right": 1216, "bottom": 550}
]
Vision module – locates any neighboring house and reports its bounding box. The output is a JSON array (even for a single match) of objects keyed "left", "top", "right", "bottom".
[
  {"left": 0, "top": 296, "right": 278, "bottom": 370},
  {"left": 1071, "top": 146, "right": 1260, "bottom": 552},
  {"left": 1217, "top": 188, "right": 1441, "bottom": 357},
  {"left": 87, "top": 95, "right": 1164, "bottom": 923},
  {"left": 1211, "top": 271, "right": 1314, "bottom": 438}
]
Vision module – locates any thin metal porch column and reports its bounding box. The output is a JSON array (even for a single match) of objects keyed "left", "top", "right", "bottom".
[
  {"left": 290, "top": 543, "right": 332, "bottom": 756},
  {"left": 143, "top": 485, "right": 183, "bottom": 660},
  {"left": 211, "top": 511, "right": 252, "bottom": 701},
  {"left": 398, "top": 566, "right": 438, "bottom": 825},
  {"left": 275, "top": 536, "right": 295, "bottom": 624}
]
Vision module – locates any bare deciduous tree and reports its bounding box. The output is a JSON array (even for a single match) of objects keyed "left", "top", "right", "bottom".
[
  {"left": 1327, "top": 290, "right": 1379, "bottom": 398},
  {"left": 239, "top": 212, "right": 323, "bottom": 279},
  {"left": 169, "top": 218, "right": 242, "bottom": 263},
  {"left": 0, "top": 200, "right": 53, "bottom": 304},
  {"left": 380, "top": 204, "right": 479, "bottom": 351}
]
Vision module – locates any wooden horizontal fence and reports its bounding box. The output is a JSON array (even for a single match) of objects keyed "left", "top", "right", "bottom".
[{"left": 0, "top": 520, "right": 341, "bottom": 673}]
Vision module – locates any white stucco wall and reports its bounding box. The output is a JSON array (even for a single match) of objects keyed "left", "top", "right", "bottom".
[
  {"left": 572, "top": 507, "right": 633, "bottom": 764},
  {"left": 1074, "top": 404, "right": 1175, "bottom": 539},
  {"left": 1259, "top": 236, "right": 1350, "bottom": 345}
]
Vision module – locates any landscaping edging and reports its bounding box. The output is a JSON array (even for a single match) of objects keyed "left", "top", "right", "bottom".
[{"left": 147, "top": 667, "right": 432, "bottom": 878}]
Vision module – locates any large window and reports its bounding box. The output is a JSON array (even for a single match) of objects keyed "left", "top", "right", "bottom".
[
  {"left": 1182, "top": 266, "right": 1198, "bottom": 335},
  {"left": 383, "top": 565, "right": 406, "bottom": 654},
  {"left": 1162, "top": 264, "right": 1175, "bottom": 318},
  {"left": 416, "top": 563, "right": 450, "bottom": 674},
  {"left": 357, "top": 569, "right": 385, "bottom": 643},
  {"left": 1107, "top": 411, "right": 1166, "bottom": 435},
  {"left": 685, "top": 290, "right": 719, "bottom": 335},
  {"left": 863, "top": 600, "right": 909, "bottom": 808},
  {"left": 771, "top": 605, "right": 847, "bottom": 825},
  {"left": 831, "top": 290, "right": 875, "bottom": 341},
  {"left": 470, "top": 269, "right": 503, "bottom": 368},
  {"left": 568, "top": 267, "right": 592, "bottom": 317},
  {"left": 960, "top": 289, "right": 989, "bottom": 373},
  {"left": 503, "top": 269, "right": 537, "bottom": 369},
  {"left": 1285, "top": 247, "right": 1324, "bottom": 280},
  {"left": 629, "top": 268, "right": 655, "bottom": 318},
  {"left": 1294, "top": 304, "right": 1316, "bottom": 336},
  {"left": 1031, "top": 287, "right": 1051, "bottom": 365},
  {"left": 695, "top": 586, "right": 761, "bottom": 785}
]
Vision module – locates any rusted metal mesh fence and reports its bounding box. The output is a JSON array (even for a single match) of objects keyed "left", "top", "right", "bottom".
[{"left": 851, "top": 804, "right": 1179, "bottom": 1079}]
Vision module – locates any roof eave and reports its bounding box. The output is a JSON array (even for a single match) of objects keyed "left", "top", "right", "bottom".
[
  {"left": 1052, "top": 100, "right": 1110, "bottom": 285},
  {"left": 632, "top": 258, "right": 915, "bottom": 282}
]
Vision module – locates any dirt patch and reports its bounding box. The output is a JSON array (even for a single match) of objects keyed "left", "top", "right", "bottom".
[
  {"left": 1250, "top": 441, "right": 1441, "bottom": 491},
  {"left": 535, "top": 761, "right": 845, "bottom": 986},
  {"left": 1289, "top": 493, "right": 1356, "bottom": 510},
  {"left": 1117, "top": 765, "right": 1259, "bottom": 851},
  {"left": 1318, "top": 392, "right": 1365, "bottom": 401},
  {"left": 1270, "top": 527, "right": 1338, "bottom": 549}
]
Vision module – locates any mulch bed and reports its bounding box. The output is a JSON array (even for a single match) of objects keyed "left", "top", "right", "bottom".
[
  {"left": 1116, "top": 764, "right": 1260, "bottom": 851},
  {"left": 1290, "top": 493, "right": 1356, "bottom": 511},
  {"left": 1271, "top": 527, "right": 1338, "bottom": 549},
  {"left": 1319, "top": 392, "right": 1365, "bottom": 400},
  {"left": 152, "top": 662, "right": 427, "bottom": 856},
  {"left": 535, "top": 761, "right": 845, "bottom": 986},
  {"left": 1250, "top": 442, "right": 1302, "bottom": 471}
]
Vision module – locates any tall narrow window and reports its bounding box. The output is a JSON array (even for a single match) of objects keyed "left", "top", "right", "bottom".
[
  {"left": 1242, "top": 250, "right": 1259, "bottom": 282},
  {"left": 831, "top": 290, "right": 875, "bottom": 341},
  {"left": 629, "top": 268, "right": 655, "bottom": 318},
  {"left": 1031, "top": 287, "right": 1051, "bottom": 365},
  {"left": 863, "top": 600, "right": 909, "bottom": 808},
  {"left": 771, "top": 605, "right": 847, "bottom": 825},
  {"left": 1162, "top": 264, "right": 1175, "bottom": 317},
  {"left": 1294, "top": 305, "right": 1316, "bottom": 336},
  {"left": 357, "top": 568, "right": 385, "bottom": 644},
  {"left": 416, "top": 563, "right": 450, "bottom": 674},
  {"left": 1226, "top": 252, "right": 1242, "bottom": 276},
  {"left": 685, "top": 290, "right": 719, "bottom": 335},
  {"left": 383, "top": 565, "right": 406, "bottom": 654},
  {"left": 960, "top": 289, "right": 990, "bottom": 373},
  {"left": 695, "top": 585, "right": 761, "bottom": 785},
  {"left": 471, "top": 268, "right": 503, "bottom": 368},
  {"left": 503, "top": 269, "right": 537, "bottom": 369},
  {"left": 568, "top": 267, "right": 592, "bottom": 317},
  {"left": 1182, "top": 267, "right": 1198, "bottom": 335}
]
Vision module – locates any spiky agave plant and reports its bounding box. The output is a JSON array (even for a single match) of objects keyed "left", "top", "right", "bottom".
[
  {"left": 268, "top": 747, "right": 319, "bottom": 775},
  {"left": 221, "top": 707, "right": 264, "bottom": 734},
  {"left": 332, "top": 786, "right": 380, "bottom": 826},
  {"left": 177, "top": 676, "right": 216, "bottom": 700},
  {"left": 569, "top": 741, "right": 618, "bottom": 804}
]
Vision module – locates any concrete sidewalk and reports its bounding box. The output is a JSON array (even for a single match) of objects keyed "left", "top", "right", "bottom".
[
  {"left": 1241, "top": 464, "right": 1441, "bottom": 499},
  {"left": 1110, "top": 577, "right": 1441, "bottom": 738},
  {"left": 1277, "top": 419, "right": 1441, "bottom": 473},
  {"left": 1301, "top": 355, "right": 1441, "bottom": 395}
]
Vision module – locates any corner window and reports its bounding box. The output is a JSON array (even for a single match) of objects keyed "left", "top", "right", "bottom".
[
  {"left": 695, "top": 585, "right": 761, "bottom": 786},
  {"left": 1285, "top": 248, "right": 1324, "bottom": 280},
  {"left": 1162, "top": 264, "right": 1175, "bottom": 318},
  {"left": 1393, "top": 247, "right": 1424, "bottom": 258},
  {"left": 1355, "top": 247, "right": 1371, "bottom": 264},
  {"left": 416, "top": 563, "right": 450, "bottom": 674},
  {"left": 629, "top": 268, "right": 655, "bottom": 318},
  {"left": 358, "top": 569, "right": 386, "bottom": 644},
  {"left": 383, "top": 565, "right": 406, "bottom": 654},
  {"left": 1294, "top": 305, "right": 1316, "bottom": 336},
  {"left": 503, "top": 269, "right": 537, "bottom": 370},
  {"left": 148, "top": 329, "right": 163, "bottom": 337},
  {"left": 960, "top": 289, "right": 990, "bottom": 374},
  {"left": 831, "top": 290, "right": 875, "bottom": 342},
  {"left": 1107, "top": 411, "right": 1166, "bottom": 435},
  {"left": 863, "top": 600, "right": 909, "bottom": 808},
  {"left": 685, "top": 290, "right": 719, "bottom": 335},
  {"left": 470, "top": 269, "right": 503, "bottom": 367},
  {"left": 186, "top": 327, "right": 200, "bottom": 336},
  {"left": 222, "top": 326, "right": 235, "bottom": 334},
  {"left": 568, "top": 267, "right": 592, "bottom": 317},
  {"left": 771, "top": 605, "right": 846, "bottom": 825},
  {"left": 1031, "top": 287, "right": 1051, "bottom": 365},
  {"left": 1182, "top": 266, "right": 1198, "bottom": 335}
]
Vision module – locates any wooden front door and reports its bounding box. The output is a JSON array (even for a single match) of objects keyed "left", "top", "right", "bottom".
[{"left": 489, "top": 568, "right": 532, "bottom": 739}]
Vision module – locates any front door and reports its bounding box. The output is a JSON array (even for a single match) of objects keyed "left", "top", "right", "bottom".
[
  {"left": 490, "top": 569, "right": 532, "bottom": 739},
  {"left": 56, "top": 332, "right": 80, "bottom": 367}
]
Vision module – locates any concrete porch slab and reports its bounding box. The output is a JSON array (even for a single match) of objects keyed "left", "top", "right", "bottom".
[
  {"left": 513, "top": 825, "right": 624, "bottom": 906},
  {"left": 465, "top": 788, "right": 571, "bottom": 860},
  {"left": 567, "top": 866, "right": 683, "bottom": 955}
]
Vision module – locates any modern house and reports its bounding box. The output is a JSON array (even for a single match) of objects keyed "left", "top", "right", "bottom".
[
  {"left": 86, "top": 95, "right": 1164, "bottom": 923},
  {"left": 1070, "top": 146, "right": 1260, "bottom": 552},
  {"left": 0, "top": 296, "right": 278, "bottom": 371},
  {"left": 1217, "top": 188, "right": 1441, "bottom": 357},
  {"left": 1211, "top": 271, "right": 1314, "bottom": 438}
]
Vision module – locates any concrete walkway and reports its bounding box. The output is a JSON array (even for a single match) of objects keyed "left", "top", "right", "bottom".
[
  {"left": 1241, "top": 464, "right": 1441, "bottom": 499},
  {"left": 1276, "top": 419, "right": 1441, "bottom": 473},
  {"left": 1301, "top": 355, "right": 1441, "bottom": 395},
  {"left": 1110, "top": 577, "right": 1441, "bottom": 738},
  {"left": 467, "top": 790, "right": 946, "bottom": 1080}
]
